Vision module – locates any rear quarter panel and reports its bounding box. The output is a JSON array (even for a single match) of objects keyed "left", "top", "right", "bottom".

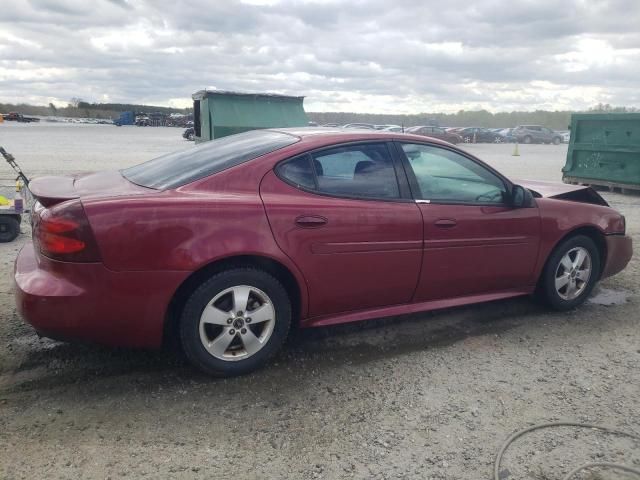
[{"left": 81, "top": 163, "right": 310, "bottom": 314}]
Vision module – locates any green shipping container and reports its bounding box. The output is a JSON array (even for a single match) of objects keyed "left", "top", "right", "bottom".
[
  {"left": 192, "top": 89, "right": 308, "bottom": 142},
  {"left": 563, "top": 113, "right": 640, "bottom": 192}
]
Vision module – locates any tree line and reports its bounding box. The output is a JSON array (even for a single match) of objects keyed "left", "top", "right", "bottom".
[
  {"left": 2, "top": 100, "right": 637, "bottom": 129},
  {"left": 308, "top": 105, "right": 640, "bottom": 130},
  {"left": 0, "top": 101, "right": 191, "bottom": 120}
]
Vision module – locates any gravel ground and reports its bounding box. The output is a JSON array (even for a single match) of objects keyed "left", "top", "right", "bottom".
[{"left": 0, "top": 124, "right": 638, "bottom": 479}]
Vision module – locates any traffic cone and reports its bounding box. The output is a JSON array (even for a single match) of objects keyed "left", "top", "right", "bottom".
[{"left": 512, "top": 142, "right": 520, "bottom": 156}]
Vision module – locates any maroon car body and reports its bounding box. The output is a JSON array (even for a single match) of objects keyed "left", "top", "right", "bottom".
[{"left": 15, "top": 128, "right": 632, "bottom": 373}]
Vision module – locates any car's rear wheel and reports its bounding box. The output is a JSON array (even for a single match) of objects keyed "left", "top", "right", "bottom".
[
  {"left": 540, "top": 235, "right": 600, "bottom": 310},
  {"left": 523, "top": 135, "right": 533, "bottom": 144},
  {"left": 180, "top": 268, "right": 291, "bottom": 376},
  {"left": 553, "top": 136, "right": 561, "bottom": 145}
]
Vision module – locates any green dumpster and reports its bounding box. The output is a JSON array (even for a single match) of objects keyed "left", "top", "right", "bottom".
[
  {"left": 563, "top": 113, "right": 640, "bottom": 192},
  {"left": 192, "top": 89, "right": 308, "bottom": 143}
]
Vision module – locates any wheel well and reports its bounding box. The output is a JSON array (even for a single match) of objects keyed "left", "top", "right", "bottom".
[
  {"left": 163, "top": 255, "right": 302, "bottom": 348},
  {"left": 541, "top": 226, "right": 607, "bottom": 282}
]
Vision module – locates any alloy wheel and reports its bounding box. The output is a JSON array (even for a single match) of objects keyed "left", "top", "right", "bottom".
[
  {"left": 554, "top": 247, "right": 592, "bottom": 301},
  {"left": 198, "top": 285, "right": 275, "bottom": 361}
]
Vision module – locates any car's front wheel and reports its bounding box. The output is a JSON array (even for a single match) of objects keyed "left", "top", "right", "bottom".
[
  {"left": 540, "top": 235, "right": 601, "bottom": 310},
  {"left": 180, "top": 268, "right": 291, "bottom": 376}
]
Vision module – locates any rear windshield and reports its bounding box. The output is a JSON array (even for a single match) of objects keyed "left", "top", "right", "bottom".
[{"left": 122, "top": 130, "right": 299, "bottom": 189}]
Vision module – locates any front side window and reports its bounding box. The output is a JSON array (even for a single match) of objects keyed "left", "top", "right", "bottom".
[
  {"left": 278, "top": 143, "right": 400, "bottom": 199},
  {"left": 400, "top": 143, "right": 507, "bottom": 204}
]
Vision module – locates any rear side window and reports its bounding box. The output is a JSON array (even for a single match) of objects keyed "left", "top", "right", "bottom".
[
  {"left": 276, "top": 155, "right": 315, "bottom": 189},
  {"left": 123, "top": 130, "right": 299, "bottom": 189},
  {"left": 278, "top": 143, "right": 400, "bottom": 199}
]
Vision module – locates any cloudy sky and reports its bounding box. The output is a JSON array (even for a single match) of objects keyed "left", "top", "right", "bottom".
[{"left": 1, "top": 0, "right": 639, "bottom": 113}]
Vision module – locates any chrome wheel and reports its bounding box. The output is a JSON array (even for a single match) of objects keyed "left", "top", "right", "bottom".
[
  {"left": 555, "top": 247, "right": 592, "bottom": 301},
  {"left": 198, "top": 285, "right": 275, "bottom": 361}
]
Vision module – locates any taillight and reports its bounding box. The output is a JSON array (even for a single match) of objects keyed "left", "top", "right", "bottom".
[{"left": 34, "top": 200, "right": 101, "bottom": 262}]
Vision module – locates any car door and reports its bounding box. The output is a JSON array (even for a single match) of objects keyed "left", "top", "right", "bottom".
[
  {"left": 529, "top": 126, "right": 543, "bottom": 142},
  {"left": 260, "top": 141, "right": 424, "bottom": 317},
  {"left": 394, "top": 141, "right": 540, "bottom": 302}
]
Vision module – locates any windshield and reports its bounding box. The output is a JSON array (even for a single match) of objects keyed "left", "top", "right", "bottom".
[{"left": 122, "top": 130, "right": 299, "bottom": 189}]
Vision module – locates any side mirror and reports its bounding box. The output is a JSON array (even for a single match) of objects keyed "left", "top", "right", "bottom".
[{"left": 510, "top": 185, "right": 534, "bottom": 208}]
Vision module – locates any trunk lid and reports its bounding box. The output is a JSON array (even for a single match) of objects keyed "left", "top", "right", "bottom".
[{"left": 28, "top": 170, "right": 155, "bottom": 207}]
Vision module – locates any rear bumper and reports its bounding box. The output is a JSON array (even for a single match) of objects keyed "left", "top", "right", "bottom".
[
  {"left": 602, "top": 234, "right": 633, "bottom": 279},
  {"left": 14, "top": 242, "right": 188, "bottom": 348}
]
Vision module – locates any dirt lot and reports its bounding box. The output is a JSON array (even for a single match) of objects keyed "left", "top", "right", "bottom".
[{"left": 0, "top": 124, "right": 638, "bottom": 479}]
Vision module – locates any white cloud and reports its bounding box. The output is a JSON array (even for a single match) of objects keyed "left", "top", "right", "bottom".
[{"left": 1, "top": 0, "right": 640, "bottom": 112}]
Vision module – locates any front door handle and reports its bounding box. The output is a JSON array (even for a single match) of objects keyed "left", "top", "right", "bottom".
[
  {"left": 295, "top": 215, "right": 328, "bottom": 228},
  {"left": 434, "top": 219, "right": 457, "bottom": 228}
]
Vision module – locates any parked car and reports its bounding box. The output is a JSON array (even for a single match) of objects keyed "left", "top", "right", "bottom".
[
  {"left": 15, "top": 129, "right": 632, "bottom": 376},
  {"left": 342, "top": 123, "right": 376, "bottom": 129},
  {"left": 374, "top": 124, "right": 401, "bottom": 131},
  {"left": 2, "top": 112, "right": 40, "bottom": 123},
  {"left": 182, "top": 127, "right": 195, "bottom": 141},
  {"left": 135, "top": 115, "right": 150, "bottom": 127},
  {"left": 321, "top": 123, "right": 340, "bottom": 127},
  {"left": 405, "top": 126, "right": 463, "bottom": 144},
  {"left": 457, "top": 127, "right": 503, "bottom": 143},
  {"left": 513, "top": 125, "right": 563, "bottom": 144},
  {"left": 559, "top": 131, "right": 571, "bottom": 143},
  {"left": 498, "top": 128, "right": 516, "bottom": 143}
]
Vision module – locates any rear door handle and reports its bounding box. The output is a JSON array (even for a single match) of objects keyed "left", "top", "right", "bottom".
[
  {"left": 295, "top": 215, "right": 328, "bottom": 228},
  {"left": 434, "top": 219, "right": 457, "bottom": 228}
]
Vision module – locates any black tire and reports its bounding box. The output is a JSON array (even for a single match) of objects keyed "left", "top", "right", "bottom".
[
  {"left": 552, "top": 136, "right": 561, "bottom": 145},
  {"left": 523, "top": 135, "right": 533, "bottom": 144},
  {"left": 179, "top": 267, "right": 291, "bottom": 377},
  {"left": 539, "top": 235, "right": 600, "bottom": 311},
  {"left": 0, "top": 216, "right": 20, "bottom": 243}
]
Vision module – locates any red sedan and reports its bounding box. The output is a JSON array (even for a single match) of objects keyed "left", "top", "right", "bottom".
[{"left": 15, "top": 129, "right": 632, "bottom": 376}]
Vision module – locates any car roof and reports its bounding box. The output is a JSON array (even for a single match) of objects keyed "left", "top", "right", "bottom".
[{"left": 267, "top": 127, "right": 453, "bottom": 148}]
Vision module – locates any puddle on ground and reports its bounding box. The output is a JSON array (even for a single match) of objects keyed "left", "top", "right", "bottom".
[{"left": 588, "top": 288, "right": 630, "bottom": 306}]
